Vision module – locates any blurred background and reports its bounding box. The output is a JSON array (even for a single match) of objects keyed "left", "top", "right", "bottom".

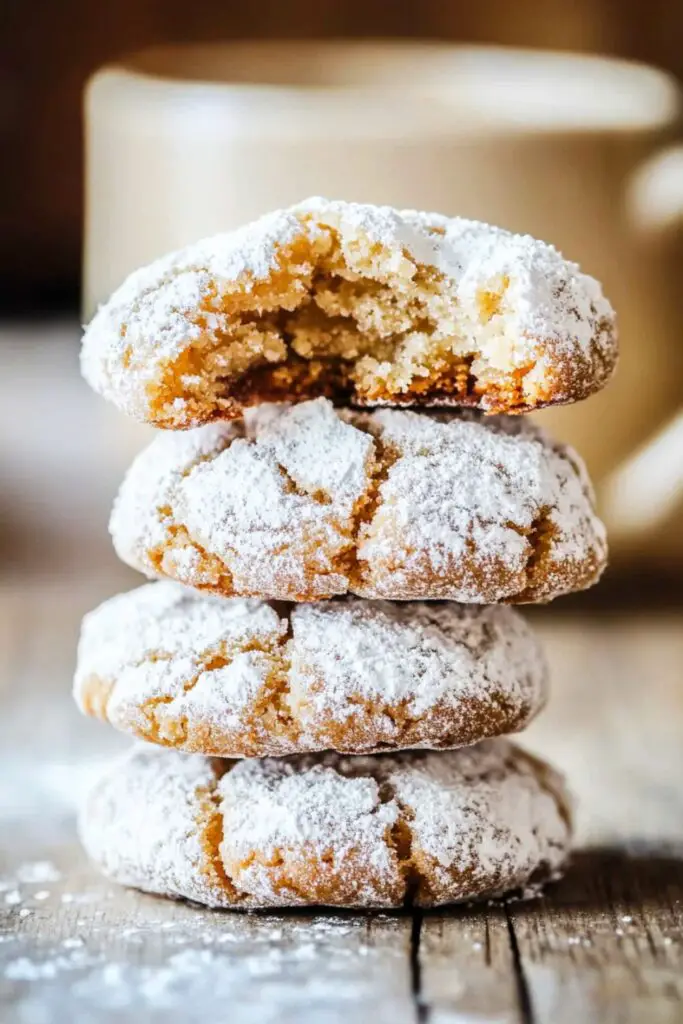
[
  {"left": 4, "top": 0, "right": 683, "bottom": 308},
  {"left": 2, "top": 0, "right": 683, "bottom": 595}
]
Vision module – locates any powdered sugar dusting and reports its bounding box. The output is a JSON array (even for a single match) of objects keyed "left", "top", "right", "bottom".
[
  {"left": 81, "top": 207, "right": 307, "bottom": 407},
  {"left": 398, "top": 205, "right": 609, "bottom": 351},
  {"left": 249, "top": 399, "right": 376, "bottom": 514},
  {"left": 221, "top": 756, "right": 400, "bottom": 905},
  {"left": 3, "top": 918, "right": 410, "bottom": 1020},
  {"left": 74, "top": 582, "right": 547, "bottom": 756},
  {"left": 312, "top": 197, "right": 611, "bottom": 352},
  {"left": 79, "top": 741, "right": 571, "bottom": 909},
  {"left": 79, "top": 748, "right": 229, "bottom": 908},
  {"left": 110, "top": 398, "right": 606, "bottom": 604},
  {"left": 290, "top": 598, "right": 545, "bottom": 719},
  {"left": 14, "top": 861, "right": 61, "bottom": 885},
  {"left": 110, "top": 421, "right": 241, "bottom": 577},
  {"left": 350, "top": 405, "right": 603, "bottom": 597},
  {"left": 81, "top": 197, "right": 617, "bottom": 426}
]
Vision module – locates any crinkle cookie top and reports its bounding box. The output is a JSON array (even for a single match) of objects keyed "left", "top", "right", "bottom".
[
  {"left": 110, "top": 398, "right": 607, "bottom": 604},
  {"left": 79, "top": 740, "right": 572, "bottom": 909},
  {"left": 82, "top": 197, "right": 617, "bottom": 427},
  {"left": 73, "top": 581, "right": 548, "bottom": 756}
]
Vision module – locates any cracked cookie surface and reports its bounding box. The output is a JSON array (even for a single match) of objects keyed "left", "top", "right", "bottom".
[
  {"left": 79, "top": 740, "right": 572, "bottom": 908},
  {"left": 81, "top": 197, "right": 617, "bottom": 427},
  {"left": 74, "top": 582, "right": 548, "bottom": 757},
  {"left": 110, "top": 398, "right": 607, "bottom": 603}
]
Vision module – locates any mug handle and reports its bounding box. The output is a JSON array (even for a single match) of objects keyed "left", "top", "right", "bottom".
[
  {"left": 600, "top": 411, "right": 683, "bottom": 541},
  {"left": 600, "top": 144, "right": 683, "bottom": 541},
  {"left": 627, "top": 143, "right": 683, "bottom": 237}
]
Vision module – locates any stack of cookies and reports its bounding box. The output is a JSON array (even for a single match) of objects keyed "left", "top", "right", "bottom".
[{"left": 74, "top": 198, "right": 616, "bottom": 909}]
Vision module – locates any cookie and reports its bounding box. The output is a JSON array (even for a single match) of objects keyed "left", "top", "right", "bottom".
[
  {"left": 74, "top": 582, "right": 547, "bottom": 757},
  {"left": 79, "top": 740, "right": 571, "bottom": 909},
  {"left": 110, "top": 398, "right": 607, "bottom": 603},
  {"left": 81, "top": 197, "right": 617, "bottom": 427}
]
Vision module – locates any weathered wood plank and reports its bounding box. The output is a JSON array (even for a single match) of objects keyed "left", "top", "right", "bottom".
[
  {"left": 507, "top": 851, "right": 683, "bottom": 1024},
  {"left": 525, "top": 614, "right": 683, "bottom": 848},
  {"left": 0, "top": 837, "right": 417, "bottom": 1024},
  {"left": 419, "top": 905, "right": 522, "bottom": 1023}
]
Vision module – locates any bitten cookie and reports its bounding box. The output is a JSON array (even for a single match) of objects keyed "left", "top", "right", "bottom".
[
  {"left": 81, "top": 197, "right": 617, "bottom": 427},
  {"left": 79, "top": 740, "right": 572, "bottom": 909},
  {"left": 74, "top": 582, "right": 548, "bottom": 757},
  {"left": 110, "top": 398, "right": 607, "bottom": 603}
]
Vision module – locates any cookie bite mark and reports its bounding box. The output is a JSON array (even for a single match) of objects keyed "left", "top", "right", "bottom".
[{"left": 82, "top": 198, "right": 618, "bottom": 427}]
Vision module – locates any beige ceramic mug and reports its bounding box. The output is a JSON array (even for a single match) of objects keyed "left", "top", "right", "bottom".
[{"left": 84, "top": 41, "right": 683, "bottom": 556}]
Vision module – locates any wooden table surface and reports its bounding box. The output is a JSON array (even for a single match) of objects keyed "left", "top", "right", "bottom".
[{"left": 1, "top": 580, "right": 682, "bottom": 1023}]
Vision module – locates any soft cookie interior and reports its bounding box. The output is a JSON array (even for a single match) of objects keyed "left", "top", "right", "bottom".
[{"left": 153, "top": 220, "right": 540, "bottom": 427}]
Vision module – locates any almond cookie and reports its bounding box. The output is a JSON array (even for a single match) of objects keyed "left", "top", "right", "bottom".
[
  {"left": 79, "top": 740, "right": 571, "bottom": 909},
  {"left": 74, "top": 582, "right": 548, "bottom": 757},
  {"left": 81, "top": 197, "right": 617, "bottom": 427},
  {"left": 110, "top": 398, "right": 607, "bottom": 603}
]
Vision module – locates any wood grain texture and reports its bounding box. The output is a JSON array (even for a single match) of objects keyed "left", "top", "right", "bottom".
[
  {"left": 419, "top": 905, "right": 522, "bottom": 1022},
  {"left": 508, "top": 851, "right": 683, "bottom": 1024},
  {"left": 1, "top": 843, "right": 416, "bottom": 1024},
  {"left": 1, "top": 583, "right": 683, "bottom": 1021}
]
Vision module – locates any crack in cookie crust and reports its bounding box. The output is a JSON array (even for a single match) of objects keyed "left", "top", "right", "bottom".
[
  {"left": 73, "top": 582, "right": 548, "bottom": 757},
  {"left": 81, "top": 198, "right": 617, "bottom": 428},
  {"left": 79, "top": 741, "right": 572, "bottom": 909},
  {"left": 110, "top": 398, "right": 607, "bottom": 604}
]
